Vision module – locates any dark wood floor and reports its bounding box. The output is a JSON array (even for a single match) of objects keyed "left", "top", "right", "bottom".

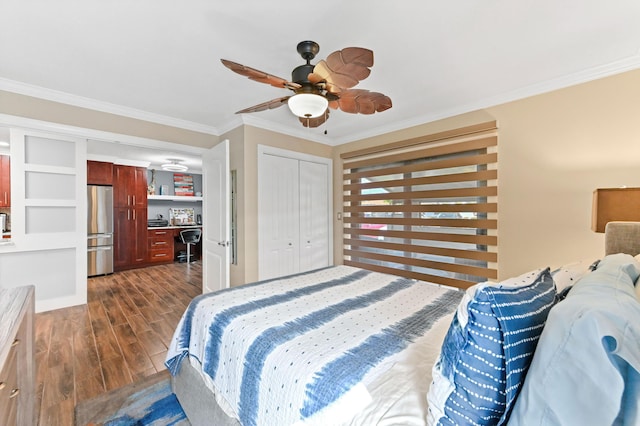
[{"left": 34, "top": 262, "right": 202, "bottom": 425}]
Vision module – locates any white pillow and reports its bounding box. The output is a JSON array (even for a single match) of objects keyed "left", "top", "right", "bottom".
[{"left": 551, "top": 259, "right": 597, "bottom": 292}]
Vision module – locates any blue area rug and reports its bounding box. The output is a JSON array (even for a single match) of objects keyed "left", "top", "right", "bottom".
[{"left": 75, "top": 371, "right": 190, "bottom": 426}]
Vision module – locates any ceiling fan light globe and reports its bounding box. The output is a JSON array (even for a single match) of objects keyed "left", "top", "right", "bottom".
[{"left": 288, "top": 94, "right": 328, "bottom": 118}]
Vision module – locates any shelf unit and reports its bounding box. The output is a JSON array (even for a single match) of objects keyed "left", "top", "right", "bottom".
[{"left": 147, "top": 195, "right": 203, "bottom": 202}]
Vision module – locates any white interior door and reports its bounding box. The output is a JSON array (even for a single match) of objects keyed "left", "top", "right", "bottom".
[
  {"left": 258, "top": 154, "right": 300, "bottom": 280},
  {"left": 299, "top": 160, "right": 329, "bottom": 272},
  {"left": 202, "top": 139, "right": 230, "bottom": 294}
]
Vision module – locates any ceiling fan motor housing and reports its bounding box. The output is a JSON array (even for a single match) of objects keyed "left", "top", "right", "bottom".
[
  {"left": 292, "top": 63, "right": 316, "bottom": 89},
  {"left": 296, "top": 40, "right": 320, "bottom": 61},
  {"left": 292, "top": 41, "right": 322, "bottom": 94}
]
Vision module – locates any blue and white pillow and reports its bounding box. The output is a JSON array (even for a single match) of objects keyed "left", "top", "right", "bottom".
[{"left": 427, "top": 268, "right": 556, "bottom": 426}]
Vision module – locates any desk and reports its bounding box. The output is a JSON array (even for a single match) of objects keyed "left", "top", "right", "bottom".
[{"left": 147, "top": 226, "right": 202, "bottom": 264}]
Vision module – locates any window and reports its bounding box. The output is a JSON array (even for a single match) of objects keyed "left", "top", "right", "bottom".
[{"left": 342, "top": 122, "right": 497, "bottom": 289}]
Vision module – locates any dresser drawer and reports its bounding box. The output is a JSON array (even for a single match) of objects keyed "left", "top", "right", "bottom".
[
  {"left": 0, "top": 339, "right": 19, "bottom": 425},
  {"left": 148, "top": 248, "right": 174, "bottom": 263},
  {"left": 147, "top": 229, "right": 175, "bottom": 263},
  {"left": 0, "top": 285, "right": 35, "bottom": 426},
  {"left": 149, "top": 237, "right": 172, "bottom": 248},
  {"left": 148, "top": 229, "right": 173, "bottom": 240}
]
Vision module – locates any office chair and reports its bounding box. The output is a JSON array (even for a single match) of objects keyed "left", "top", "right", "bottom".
[{"left": 179, "top": 229, "right": 202, "bottom": 263}]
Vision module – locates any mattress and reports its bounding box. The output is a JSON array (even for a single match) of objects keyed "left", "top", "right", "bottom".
[{"left": 166, "top": 265, "right": 461, "bottom": 426}]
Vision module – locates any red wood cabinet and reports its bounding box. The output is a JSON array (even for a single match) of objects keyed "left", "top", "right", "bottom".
[
  {"left": 114, "top": 165, "right": 147, "bottom": 208},
  {"left": 0, "top": 155, "right": 10, "bottom": 207},
  {"left": 113, "top": 165, "right": 148, "bottom": 271},
  {"left": 147, "top": 229, "right": 175, "bottom": 263},
  {"left": 114, "top": 207, "right": 147, "bottom": 270},
  {"left": 87, "top": 160, "right": 113, "bottom": 185},
  {"left": 147, "top": 227, "right": 203, "bottom": 264}
]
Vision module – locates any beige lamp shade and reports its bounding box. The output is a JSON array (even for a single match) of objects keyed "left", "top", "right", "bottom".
[{"left": 591, "top": 187, "right": 640, "bottom": 232}]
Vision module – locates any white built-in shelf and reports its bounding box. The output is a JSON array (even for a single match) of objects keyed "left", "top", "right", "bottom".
[{"left": 147, "top": 195, "right": 203, "bottom": 202}]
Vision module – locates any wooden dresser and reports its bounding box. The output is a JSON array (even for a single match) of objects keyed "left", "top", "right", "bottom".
[
  {"left": 0, "top": 286, "right": 35, "bottom": 426},
  {"left": 147, "top": 228, "right": 175, "bottom": 263}
]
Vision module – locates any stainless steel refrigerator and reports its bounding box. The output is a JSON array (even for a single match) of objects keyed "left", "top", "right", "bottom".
[{"left": 87, "top": 185, "right": 114, "bottom": 276}]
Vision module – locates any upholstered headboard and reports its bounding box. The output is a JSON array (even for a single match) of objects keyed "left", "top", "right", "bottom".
[{"left": 604, "top": 221, "right": 640, "bottom": 257}]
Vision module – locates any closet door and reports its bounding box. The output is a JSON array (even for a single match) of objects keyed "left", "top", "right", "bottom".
[
  {"left": 299, "top": 160, "right": 329, "bottom": 272},
  {"left": 259, "top": 154, "right": 300, "bottom": 280}
]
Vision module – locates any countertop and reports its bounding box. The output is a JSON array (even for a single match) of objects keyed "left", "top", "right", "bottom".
[{"left": 147, "top": 225, "right": 202, "bottom": 230}]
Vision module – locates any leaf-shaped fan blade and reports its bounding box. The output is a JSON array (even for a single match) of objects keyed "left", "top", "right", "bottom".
[
  {"left": 335, "top": 89, "right": 392, "bottom": 115},
  {"left": 309, "top": 47, "right": 374, "bottom": 92},
  {"left": 236, "top": 96, "right": 291, "bottom": 114},
  {"left": 299, "top": 110, "right": 329, "bottom": 128},
  {"left": 221, "top": 59, "right": 301, "bottom": 91}
]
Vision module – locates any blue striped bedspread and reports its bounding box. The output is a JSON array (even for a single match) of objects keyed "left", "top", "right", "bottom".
[{"left": 165, "top": 265, "right": 462, "bottom": 426}]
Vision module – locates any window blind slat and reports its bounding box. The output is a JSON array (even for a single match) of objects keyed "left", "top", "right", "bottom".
[
  {"left": 344, "top": 238, "right": 498, "bottom": 262},
  {"left": 345, "top": 227, "right": 498, "bottom": 246},
  {"left": 344, "top": 216, "right": 497, "bottom": 230},
  {"left": 344, "top": 259, "right": 479, "bottom": 289},
  {"left": 344, "top": 169, "right": 497, "bottom": 192},
  {"left": 345, "top": 249, "right": 497, "bottom": 279},
  {"left": 344, "top": 202, "right": 498, "bottom": 214},
  {"left": 344, "top": 186, "right": 497, "bottom": 203},
  {"left": 344, "top": 153, "right": 497, "bottom": 181}
]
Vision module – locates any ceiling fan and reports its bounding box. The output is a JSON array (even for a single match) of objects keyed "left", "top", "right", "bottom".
[{"left": 221, "top": 41, "right": 392, "bottom": 128}]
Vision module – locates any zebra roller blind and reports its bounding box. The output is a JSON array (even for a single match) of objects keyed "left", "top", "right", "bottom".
[{"left": 341, "top": 122, "right": 498, "bottom": 289}]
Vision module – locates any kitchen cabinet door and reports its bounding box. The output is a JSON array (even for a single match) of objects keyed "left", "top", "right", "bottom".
[
  {"left": 113, "top": 207, "right": 131, "bottom": 269},
  {"left": 113, "top": 166, "right": 133, "bottom": 207},
  {"left": 132, "top": 167, "right": 148, "bottom": 208},
  {"left": 132, "top": 207, "right": 148, "bottom": 265},
  {"left": 87, "top": 160, "right": 113, "bottom": 185},
  {"left": 113, "top": 207, "right": 147, "bottom": 270},
  {"left": 113, "top": 165, "right": 147, "bottom": 208},
  {"left": 0, "top": 155, "right": 10, "bottom": 207}
]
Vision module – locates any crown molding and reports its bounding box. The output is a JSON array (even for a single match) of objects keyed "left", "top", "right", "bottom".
[
  {"left": 240, "top": 114, "right": 334, "bottom": 145},
  {"left": 216, "top": 115, "right": 244, "bottom": 136},
  {"left": 0, "top": 77, "right": 220, "bottom": 135}
]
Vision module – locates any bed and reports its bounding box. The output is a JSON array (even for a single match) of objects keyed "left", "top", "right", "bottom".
[{"left": 165, "top": 221, "right": 640, "bottom": 426}]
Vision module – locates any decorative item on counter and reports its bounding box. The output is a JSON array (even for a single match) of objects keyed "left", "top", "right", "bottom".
[
  {"left": 173, "top": 173, "right": 194, "bottom": 196},
  {"left": 148, "top": 169, "right": 157, "bottom": 195},
  {"left": 169, "top": 208, "right": 196, "bottom": 226}
]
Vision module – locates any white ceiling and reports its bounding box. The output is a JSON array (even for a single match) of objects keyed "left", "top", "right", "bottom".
[{"left": 1, "top": 1, "right": 640, "bottom": 152}]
